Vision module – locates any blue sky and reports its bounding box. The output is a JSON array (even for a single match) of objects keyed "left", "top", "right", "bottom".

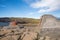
[{"left": 0, "top": 0, "right": 60, "bottom": 19}]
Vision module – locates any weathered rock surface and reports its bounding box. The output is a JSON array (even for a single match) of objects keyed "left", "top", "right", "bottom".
[
  {"left": 40, "top": 14, "right": 60, "bottom": 28},
  {"left": 39, "top": 14, "right": 60, "bottom": 40}
]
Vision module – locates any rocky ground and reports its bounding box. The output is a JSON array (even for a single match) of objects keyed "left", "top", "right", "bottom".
[
  {"left": 0, "top": 14, "right": 60, "bottom": 40},
  {"left": 0, "top": 26, "right": 60, "bottom": 40}
]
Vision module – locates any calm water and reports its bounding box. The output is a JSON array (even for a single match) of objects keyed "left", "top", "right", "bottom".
[{"left": 0, "top": 22, "right": 9, "bottom": 26}]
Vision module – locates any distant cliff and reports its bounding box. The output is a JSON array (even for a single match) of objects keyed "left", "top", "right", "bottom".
[
  {"left": 0, "top": 17, "right": 10, "bottom": 22},
  {"left": 0, "top": 17, "right": 39, "bottom": 24},
  {"left": 0, "top": 17, "right": 39, "bottom": 26}
]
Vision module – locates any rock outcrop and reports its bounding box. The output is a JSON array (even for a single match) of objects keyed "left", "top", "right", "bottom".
[
  {"left": 39, "top": 14, "right": 60, "bottom": 40},
  {"left": 40, "top": 14, "right": 60, "bottom": 28}
]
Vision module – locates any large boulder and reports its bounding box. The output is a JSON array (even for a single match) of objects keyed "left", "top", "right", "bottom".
[
  {"left": 39, "top": 14, "right": 60, "bottom": 40},
  {"left": 40, "top": 14, "right": 60, "bottom": 28}
]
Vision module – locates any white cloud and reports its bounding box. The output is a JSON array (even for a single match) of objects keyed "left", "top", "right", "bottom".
[
  {"left": 30, "top": 0, "right": 60, "bottom": 13},
  {"left": 38, "top": 9, "right": 46, "bottom": 13}
]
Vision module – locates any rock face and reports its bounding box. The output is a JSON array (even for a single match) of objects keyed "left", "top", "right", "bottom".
[
  {"left": 39, "top": 14, "right": 60, "bottom": 40},
  {"left": 40, "top": 14, "right": 60, "bottom": 28},
  {"left": 0, "top": 14, "right": 60, "bottom": 40}
]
